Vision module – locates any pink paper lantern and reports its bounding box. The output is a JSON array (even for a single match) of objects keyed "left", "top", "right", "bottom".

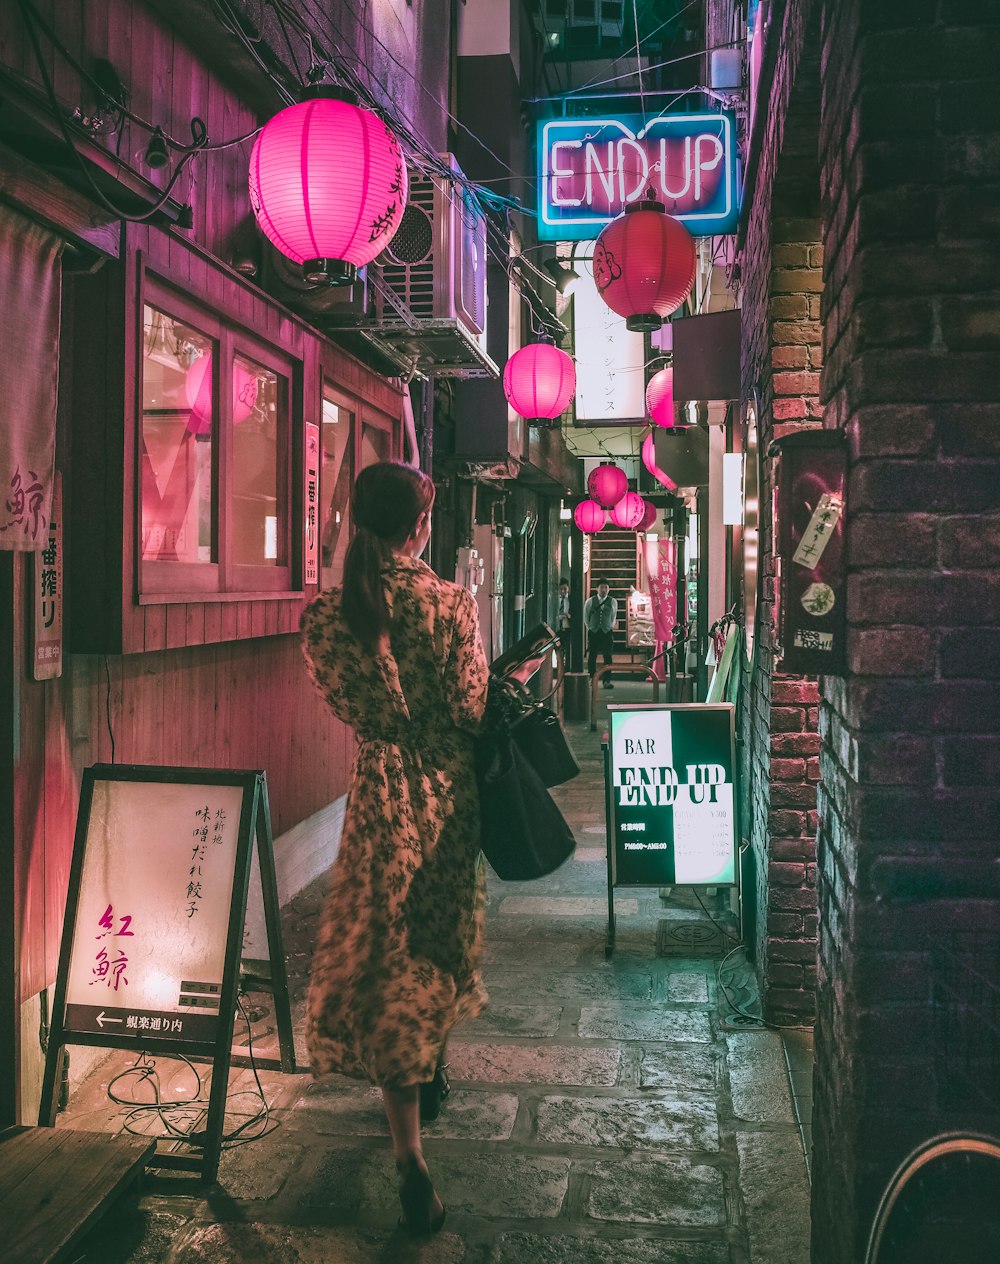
[
  {"left": 610, "top": 491, "right": 646, "bottom": 530},
  {"left": 587, "top": 462, "right": 628, "bottom": 509},
  {"left": 646, "top": 366, "right": 675, "bottom": 428},
  {"left": 249, "top": 88, "right": 407, "bottom": 286},
  {"left": 642, "top": 432, "right": 678, "bottom": 491},
  {"left": 185, "top": 356, "right": 259, "bottom": 435},
  {"left": 592, "top": 194, "right": 696, "bottom": 332},
  {"left": 638, "top": 499, "right": 659, "bottom": 532},
  {"left": 574, "top": 499, "right": 607, "bottom": 533},
  {"left": 503, "top": 343, "right": 576, "bottom": 421}
]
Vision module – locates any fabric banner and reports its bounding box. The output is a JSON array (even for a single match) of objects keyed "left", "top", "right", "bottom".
[
  {"left": 0, "top": 206, "right": 63, "bottom": 550},
  {"left": 645, "top": 536, "right": 678, "bottom": 643}
]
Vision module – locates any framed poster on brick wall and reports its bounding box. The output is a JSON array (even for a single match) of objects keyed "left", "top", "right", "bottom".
[{"left": 773, "top": 431, "right": 847, "bottom": 674}]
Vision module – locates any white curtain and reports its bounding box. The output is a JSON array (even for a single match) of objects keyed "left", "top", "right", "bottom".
[{"left": 0, "top": 205, "right": 63, "bottom": 551}]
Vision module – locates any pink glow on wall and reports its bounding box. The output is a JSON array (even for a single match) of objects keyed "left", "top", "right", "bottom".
[{"left": 642, "top": 432, "right": 678, "bottom": 490}]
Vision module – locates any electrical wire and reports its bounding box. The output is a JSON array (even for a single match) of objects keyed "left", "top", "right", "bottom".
[
  {"left": 17, "top": 0, "right": 206, "bottom": 221},
  {"left": 104, "top": 992, "right": 280, "bottom": 1149},
  {"left": 17, "top": 0, "right": 264, "bottom": 152},
  {"left": 570, "top": 0, "right": 702, "bottom": 94},
  {"left": 632, "top": 0, "right": 647, "bottom": 124},
  {"left": 527, "top": 41, "right": 744, "bottom": 100}
]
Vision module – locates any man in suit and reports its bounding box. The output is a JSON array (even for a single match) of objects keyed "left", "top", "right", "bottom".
[{"left": 584, "top": 578, "right": 618, "bottom": 688}]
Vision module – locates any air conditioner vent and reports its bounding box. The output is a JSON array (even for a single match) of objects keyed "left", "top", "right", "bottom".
[{"left": 386, "top": 203, "right": 434, "bottom": 265}]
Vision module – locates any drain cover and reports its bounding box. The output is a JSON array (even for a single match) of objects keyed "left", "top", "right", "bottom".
[{"left": 656, "top": 919, "right": 728, "bottom": 956}]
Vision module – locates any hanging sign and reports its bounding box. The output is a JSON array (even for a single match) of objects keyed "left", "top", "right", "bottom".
[
  {"left": 607, "top": 704, "right": 737, "bottom": 888},
  {"left": 304, "top": 421, "right": 320, "bottom": 585},
  {"left": 537, "top": 112, "right": 740, "bottom": 241},
  {"left": 775, "top": 430, "right": 848, "bottom": 674},
  {"left": 573, "top": 269, "right": 646, "bottom": 422},
  {"left": 32, "top": 471, "right": 63, "bottom": 680}
]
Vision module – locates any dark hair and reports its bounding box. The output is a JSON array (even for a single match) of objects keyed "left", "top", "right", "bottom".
[
  {"left": 596, "top": 577, "right": 609, "bottom": 586},
  {"left": 559, "top": 577, "right": 569, "bottom": 586},
  {"left": 341, "top": 462, "right": 435, "bottom": 650}
]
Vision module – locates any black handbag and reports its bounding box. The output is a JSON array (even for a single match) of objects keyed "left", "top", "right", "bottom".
[
  {"left": 505, "top": 686, "right": 580, "bottom": 789},
  {"left": 474, "top": 676, "right": 577, "bottom": 881}
]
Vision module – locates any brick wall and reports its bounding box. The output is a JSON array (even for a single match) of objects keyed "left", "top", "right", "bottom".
[
  {"left": 812, "top": 0, "right": 1000, "bottom": 1260},
  {"left": 737, "top": 0, "right": 823, "bottom": 1025}
]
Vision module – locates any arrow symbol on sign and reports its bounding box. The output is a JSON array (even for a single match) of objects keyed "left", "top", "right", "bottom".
[{"left": 95, "top": 1011, "right": 122, "bottom": 1028}]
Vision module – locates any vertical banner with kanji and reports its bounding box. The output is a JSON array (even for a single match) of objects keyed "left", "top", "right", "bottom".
[
  {"left": 304, "top": 421, "right": 320, "bottom": 586},
  {"left": 32, "top": 470, "right": 62, "bottom": 679},
  {"left": 775, "top": 431, "right": 848, "bottom": 674}
]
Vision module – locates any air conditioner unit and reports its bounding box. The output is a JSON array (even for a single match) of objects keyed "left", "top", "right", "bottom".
[{"left": 379, "top": 153, "right": 488, "bottom": 349}]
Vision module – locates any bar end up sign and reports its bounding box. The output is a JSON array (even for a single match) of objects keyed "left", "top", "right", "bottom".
[{"left": 537, "top": 112, "right": 741, "bottom": 241}]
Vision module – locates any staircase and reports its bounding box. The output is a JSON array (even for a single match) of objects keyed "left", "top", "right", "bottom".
[{"left": 588, "top": 527, "right": 639, "bottom": 658}]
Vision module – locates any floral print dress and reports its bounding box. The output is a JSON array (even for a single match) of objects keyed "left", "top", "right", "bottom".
[{"left": 300, "top": 553, "right": 490, "bottom": 1088}]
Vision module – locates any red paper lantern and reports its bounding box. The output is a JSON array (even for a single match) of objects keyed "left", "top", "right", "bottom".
[
  {"left": 574, "top": 499, "right": 606, "bottom": 533},
  {"left": 638, "top": 499, "right": 659, "bottom": 532},
  {"left": 592, "top": 194, "right": 696, "bottom": 332},
  {"left": 249, "top": 88, "right": 407, "bottom": 286},
  {"left": 503, "top": 342, "right": 576, "bottom": 422},
  {"left": 587, "top": 462, "right": 628, "bottom": 509},
  {"left": 185, "top": 355, "right": 258, "bottom": 435},
  {"left": 610, "top": 491, "right": 646, "bottom": 529},
  {"left": 646, "top": 366, "right": 675, "bottom": 428},
  {"left": 642, "top": 432, "right": 677, "bottom": 491}
]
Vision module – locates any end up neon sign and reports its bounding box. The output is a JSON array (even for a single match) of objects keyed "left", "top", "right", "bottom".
[{"left": 537, "top": 113, "right": 740, "bottom": 241}]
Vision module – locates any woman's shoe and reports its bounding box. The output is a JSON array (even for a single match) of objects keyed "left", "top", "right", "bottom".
[
  {"left": 419, "top": 1062, "right": 451, "bottom": 1123},
  {"left": 397, "top": 1157, "right": 446, "bottom": 1237}
]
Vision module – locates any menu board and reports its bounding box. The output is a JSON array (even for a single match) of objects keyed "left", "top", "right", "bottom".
[
  {"left": 62, "top": 771, "right": 250, "bottom": 1044},
  {"left": 608, "top": 705, "right": 737, "bottom": 887}
]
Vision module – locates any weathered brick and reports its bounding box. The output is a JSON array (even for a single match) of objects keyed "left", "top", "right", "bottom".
[
  {"left": 849, "top": 627, "right": 934, "bottom": 678},
  {"left": 771, "top": 706, "right": 807, "bottom": 731},
  {"left": 769, "top": 861, "right": 807, "bottom": 886},
  {"left": 773, "top": 369, "right": 823, "bottom": 396},
  {"left": 772, "top": 837, "right": 817, "bottom": 861},
  {"left": 848, "top": 513, "right": 936, "bottom": 566},
  {"left": 940, "top": 297, "right": 1000, "bottom": 351},
  {"left": 771, "top": 268, "right": 825, "bottom": 294},
  {"left": 772, "top": 678, "right": 820, "bottom": 704},
  {"left": 770, "top": 293, "right": 810, "bottom": 320},
  {"left": 940, "top": 517, "right": 1000, "bottom": 567},
  {"left": 767, "top": 912, "right": 804, "bottom": 937},
  {"left": 768, "top": 962, "right": 804, "bottom": 987},
  {"left": 772, "top": 345, "right": 809, "bottom": 369},
  {"left": 940, "top": 737, "right": 1000, "bottom": 786},
  {"left": 771, "top": 757, "right": 806, "bottom": 781}
]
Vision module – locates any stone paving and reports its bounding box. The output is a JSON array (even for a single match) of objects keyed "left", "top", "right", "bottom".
[{"left": 71, "top": 691, "right": 812, "bottom": 1263}]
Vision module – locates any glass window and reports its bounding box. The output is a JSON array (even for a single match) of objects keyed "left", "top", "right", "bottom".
[
  {"left": 320, "top": 388, "right": 353, "bottom": 588},
  {"left": 361, "top": 420, "right": 391, "bottom": 468},
  {"left": 140, "top": 306, "right": 214, "bottom": 565},
  {"left": 231, "top": 355, "right": 287, "bottom": 568}
]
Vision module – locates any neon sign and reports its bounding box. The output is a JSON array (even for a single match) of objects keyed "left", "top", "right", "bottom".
[{"left": 537, "top": 113, "right": 740, "bottom": 240}]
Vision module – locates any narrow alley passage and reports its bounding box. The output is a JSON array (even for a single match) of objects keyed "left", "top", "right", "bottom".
[{"left": 71, "top": 690, "right": 812, "bottom": 1264}]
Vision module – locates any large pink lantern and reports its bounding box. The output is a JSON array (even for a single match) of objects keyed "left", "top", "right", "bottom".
[
  {"left": 642, "top": 432, "right": 678, "bottom": 491},
  {"left": 592, "top": 194, "right": 696, "bottom": 332},
  {"left": 587, "top": 462, "right": 628, "bottom": 509},
  {"left": 185, "top": 356, "right": 259, "bottom": 435},
  {"left": 249, "top": 88, "right": 407, "bottom": 286},
  {"left": 646, "top": 366, "right": 675, "bottom": 428},
  {"left": 503, "top": 342, "right": 576, "bottom": 422},
  {"left": 610, "top": 491, "right": 646, "bottom": 530},
  {"left": 574, "top": 499, "right": 606, "bottom": 533}
]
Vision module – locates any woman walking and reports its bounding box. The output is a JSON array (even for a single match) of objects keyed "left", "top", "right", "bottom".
[{"left": 300, "top": 461, "right": 490, "bottom": 1236}]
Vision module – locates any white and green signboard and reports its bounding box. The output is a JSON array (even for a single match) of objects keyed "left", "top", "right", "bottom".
[{"left": 607, "top": 704, "right": 737, "bottom": 888}]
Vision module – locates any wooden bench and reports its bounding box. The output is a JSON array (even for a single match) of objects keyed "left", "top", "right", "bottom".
[{"left": 0, "top": 1126, "right": 155, "bottom": 1264}]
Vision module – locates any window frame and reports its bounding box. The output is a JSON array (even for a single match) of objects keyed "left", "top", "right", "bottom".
[{"left": 137, "top": 271, "right": 299, "bottom": 603}]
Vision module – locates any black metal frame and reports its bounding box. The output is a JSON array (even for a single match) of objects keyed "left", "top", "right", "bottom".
[
  {"left": 602, "top": 703, "right": 741, "bottom": 958},
  {"left": 39, "top": 764, "right": 294, "bottom": 1181}
]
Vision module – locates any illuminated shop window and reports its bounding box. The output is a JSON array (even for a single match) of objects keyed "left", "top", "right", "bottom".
[
  {"left": 140, "top": 307, "right": 215, "bottom": 567},
  {"left": 320, "top": 386, "right": 353, "bottom": 588},
  {"left": 139, "top": 291, "right": 295, "bottom": 597}
]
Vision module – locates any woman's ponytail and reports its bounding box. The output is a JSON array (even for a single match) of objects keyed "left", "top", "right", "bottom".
[
  {"left": 339, "top": 461, "right": 435, "bottom": 651},
  {"left": 341, "top": 526, "right": 391, "bottom": 650}
]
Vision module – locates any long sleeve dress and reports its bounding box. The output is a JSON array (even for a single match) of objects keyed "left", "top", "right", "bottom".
[{"left": 300, "top": 552, "right": 490, "bottom": 1088}]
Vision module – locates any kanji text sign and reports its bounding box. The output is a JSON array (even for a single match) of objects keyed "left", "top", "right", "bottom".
[
  {"left": 537, "top": 113, "right": 740, "bottom": 241},
  {"left": 63, "top": 776, "right": 246, "bottom": 1043},
  {"left": 608, "top": 705, "right": 737, "bottom": 887}
]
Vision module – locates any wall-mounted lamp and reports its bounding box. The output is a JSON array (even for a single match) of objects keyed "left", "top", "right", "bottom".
[
  {"left": 144, "top": 126, "right": 169, "bottom": 169},
  {"left": 543, "top": 257, "right": 581, "bottom": 297},
  {"left": 722, "top": 452, "right": 744, "bottom": 525}
]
